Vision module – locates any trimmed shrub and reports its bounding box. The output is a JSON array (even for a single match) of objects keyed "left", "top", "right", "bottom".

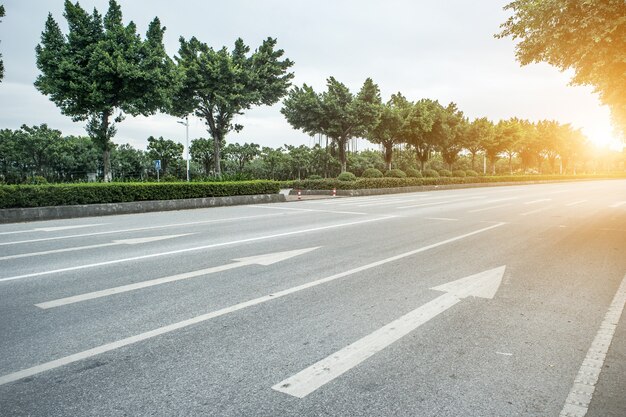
[
  {"left": 0, "top": 181, "right": 280, "bottom": 209},
  {"left": 384, "top": 169, "right": 407, "bottom": 178},
  {"left": 438, "top": 169, "right": 452, "bottom": 177},
  {"left": 405, "top": 168, "right": 422, "bottom": 178},
  {"left": 337, "top": 172, "right": 357, "bottom": 181},
  {"left": 361, "top": 168, "right": 383, "bottom": 178},
  {"left": 452, "top": 170, "right": 467, "bottom": 177},
  {"left": 465, "top": 170, "right": 479, "bottom": 177},
  {"left": 307, "top": 175, "right": 322, "bottom": 180},
  {"left": 423, "top": 169, "right": 440, "bottom": 178}
]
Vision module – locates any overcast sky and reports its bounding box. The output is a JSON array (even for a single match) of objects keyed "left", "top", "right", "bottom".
[{"left": 0, "top": 0, "right": 622, "bottom": 151}]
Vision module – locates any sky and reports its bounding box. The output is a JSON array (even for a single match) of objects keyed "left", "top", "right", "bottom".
[{"left": 0, "top": 0, "right": 623, "bottom": 152}]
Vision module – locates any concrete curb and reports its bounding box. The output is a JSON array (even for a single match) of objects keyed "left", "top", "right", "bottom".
[
  {"left": 289, "top": 178, "right": 603, "bottom": 197},
  {"left": 0, "top": 194, "right": 286, "bottom": 224}
]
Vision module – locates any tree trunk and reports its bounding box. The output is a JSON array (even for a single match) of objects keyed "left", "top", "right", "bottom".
[
  {"left": 213, "top": 133, "right": 222, "bottom": 177},
  {"left": 508, "top": 154, "right": 513, "bottom": 175},
  {"left": 338, "top": 138, "right": 347, "bottom": 173},
  {"left": 103, "top": 149, "right": 112, "bottom": 182},
  {"left": 101, "top": 112, "right": 112, "bottom": 182},
  {"left": 384, "top": 144, "right": 393, "bottom": 171},
  {"left": 471, "top": 153, "right": 476, "bottom": 170}
]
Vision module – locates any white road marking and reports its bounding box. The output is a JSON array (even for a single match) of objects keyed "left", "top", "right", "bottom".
[
  {"left": 560, "top": 273, "right": 626, "bottom": 417},
  {"left": 36, "top": 247, "right": 319, "bottom": 309},
  {"left": 254, "top": 206, "right": 366, "bottom": 215},
  {"left": 609, "top": 201, "right": 626, "bottom": 208},
  {"left": 0, "top": 234, "right": 193, "bottom": 261},
  {"left": 520, "top": 206, "right": 553, "bottom": 216},
  {"left": 566, "top": 200, "right": 587, "bottom": 207},
  {"left": 273, "top": 266, "right": 506, "bottom": 398},
  {"left": 0, "top": 216, "right": 396, "bottom": 283},
  {"left": 524, "top": 199, "right": 552, "bottom": 205},
  {"left": 0, "top": 222, "right": 505, "bottom": 386},
  {"left": 468, "top": 203, "right": 512, "bottom": 213},
  {"left": 0, "top": 224, "right": 108, "bottom": 236},
  {"left": 0, "top": 213, "right": 289, "bottom": 247},
  {"left": 495, "top": 352, "right": 513, "bottom": 356},
  {"left": 424, "top": 217, "right": 458, "bottom": 221}
]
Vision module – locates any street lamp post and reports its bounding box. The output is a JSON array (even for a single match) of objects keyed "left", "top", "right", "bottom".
[{"left": 177, "top": 116, "right": 190, "bottom": 182}]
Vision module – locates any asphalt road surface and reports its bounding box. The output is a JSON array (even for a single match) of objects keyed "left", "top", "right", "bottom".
[{"left": 0, "top": 180, "right": 625, "bottom": 417}]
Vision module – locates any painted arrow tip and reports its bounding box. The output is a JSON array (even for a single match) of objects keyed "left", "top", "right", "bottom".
[
  {"left": 113, "top": 233, "right": 194, "bottom": 245},
  {"left": 431, "top": 266, "right": 506, "bottom": 299},
  {"left": 233, "top": 247, "right": 320, "bottom": 266}
]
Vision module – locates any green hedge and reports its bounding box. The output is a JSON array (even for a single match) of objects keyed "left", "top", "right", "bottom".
[
  {"left": 291, "top": 174, "right": 626, "bottom": 191},
  {"left": 0, "top": 181, "right": 280, "bottom": 209}
]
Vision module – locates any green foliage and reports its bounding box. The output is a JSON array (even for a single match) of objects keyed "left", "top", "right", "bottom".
[
  {"left": 465, "top": 170, "right": 479, "bottom": 177},
  {"left": 423, "top": 169, "right": 440, "bottom": 178},
  {"left": 362, "top": 168, "right": 383, "bottom": 178},
  {"left": 173, "top": 36, "right": 293, "bottom": 175},
  {"left": 405, "top": 168, "right": 422, "bottom": 178},
  {"left": 384, "top": 169, "right": 407, "bottom": 178},
  {"left": 0, "top": 181, "right": 280, "bottom": 208},
  {"left": 498, "top": 0, "right": 626, "bottom": 137},
  {"left": 438, "top": 169, "right": 452, "bottom": 177},
  {"left": 35, "top": 0, "right": 175, "bottom": 181},
  {"left": 282, "top": 77, "right": 381, "bottom": 172},
  {"left": 367, "top": 93, "right": 411, "bottom": 169},
  {"left": 307, "top": 174, "right": 322, "bottom": 180},
  {"left": 452, "top": 170, "right": 467, "bottom": 177},
  {"left": 337, "top": 172, "right": 357, "bottom": 181},
  {"left": 146, "top": 136, "right": 183, "bottom": 175}
]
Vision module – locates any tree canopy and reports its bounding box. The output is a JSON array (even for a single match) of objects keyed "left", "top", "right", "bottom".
[
  {"left": 35, "top": 0, "right": 175, "bottom": 181},
  {"left": 497, "top": 0, "right": 626, "bottom": 138},
  {"left": 173, "top": 36, "right": 293, "bottom": 176}
]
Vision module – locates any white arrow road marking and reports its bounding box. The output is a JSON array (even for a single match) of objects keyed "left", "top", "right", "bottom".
[
  {"left": 0, "top": 222, "right": 504, "bottom": 386},
  {"left": 35, "top": 247, "right": 320, "bottom": 309},
  {"left": 0, "top": 216, "right": 394, "bottom": 283},
  {"left": 272, "top": 266, "right": 506, "bottom": 398},
  {"left": 0, "top": 224, "right": 108, "bottom": 236},
  {"left": 0, "top": 234, "right": 193, "bottom": 261},
  {"left": 559, "top": 273, "right": 626, "bottom": 417}
]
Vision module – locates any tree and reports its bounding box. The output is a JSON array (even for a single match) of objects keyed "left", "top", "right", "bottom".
[
  {"left": 17, "top": 124, "right": 62, "bottom": 178},
  {"left": 402, "top": 99, "right": 439, "bottom": 171},
  {"left": 111, "top": 144, "right": 147, "bottom": 180},
  {"left": 438, "top": 103, "right": 467, "bottom": 170},
  {"left": 173, "top": 37, "right": 293, "bottom": 177},
  {"left": 0, "top": 4, "right": 5, "bottom": 82},
  {"left": 35, "top": 0, "right": 175, "bottom": 181},
  {"left": 282, "top": 77, "right": 381, "bottom": 172},
  {"left": 367, "top": 93, "right": 410, "bottom": 170},
  {"left": 225, "top": 142, "right": 260, "bottom": 172},
  {"left": 146, "top": 136, "right": 183, "bottom": 175},
  {"left": 284, "top": 144, "right": 311, "bottom": 180},
  {"left": 497, "top": 118, "right": 523, "bottom": 174},
  {"left": 189, "top": 138, "right": 217, "bottom": 175},
  {"left": 464, "top": 118, "right": 491, "bottom": 171},
  {"left": 497, "top": 0, "right": 626, "bottom": 138}
]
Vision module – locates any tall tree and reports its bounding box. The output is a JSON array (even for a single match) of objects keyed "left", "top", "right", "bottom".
[
  {"left": 438, "top": 103, "right": 467, "bottom": 170},
  {"left": 189, "top": 138, "right": 217, "bottom": 175},
  {"left": 146, "top": 136, "right": 183, "bottom": 175},
  {"left": 464, "top": 118, "right": 491, "bottom": 171},
  {"left": 367, "top": 93, "right": 410, "bottom": 170},
  {"left": 497, "top": 0, "right": 626, "bottom": 138},
  {"left": 35, "top": 0, "right": 175, "bottom": 181},
  {"left": 402, "top": 99, "right": 439, "bottom": 171},
  {"left": 173, "top": 37, "right": 293, "bottom": 176},
  {"left": 225, "top": 142, "right": 260, "bottom": 172},
  {"left": 497, "top": 118, "right": 523, "bottom": 174},
  {"left": 282, "top": 77, "right": 381, "bottom": 172}
]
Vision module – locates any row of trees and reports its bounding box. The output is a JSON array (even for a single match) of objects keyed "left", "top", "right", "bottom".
[
  {"left": 1, "top": 124, "right": 623, "bottom": 184},
  {"left": 282, "top": 77, "right": 594, "bottom": 175}
]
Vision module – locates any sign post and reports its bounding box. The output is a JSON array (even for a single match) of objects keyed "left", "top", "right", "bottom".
[{"left": 154, "top": 160, "right": 161, "bottom": 182}]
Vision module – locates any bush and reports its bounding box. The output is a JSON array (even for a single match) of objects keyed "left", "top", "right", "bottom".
[
  {"left": 0, "top": 181, "right": 280, "bottom": 209},
  {"left": 405, "top": 168, "right": 422, "bottom": 178},
  {"left": 361, "top": 168, "right": 383, "bottom": 178},
  {"left": 452, "top": 170, "right": 467, "bottom": 177},
  {"left": 384, "top": 169, "right": 407, "bottom": 178},
  {"left": 465, "top": 170, "right": 479, "bottom": 177},
  {"left": 307, "top": 174, "right": 322, "bottom": 180},
  {"left": 423, "top": 169, "right": 440, "bottom": 178},
  {"left": 337, "top": 172, "right": 357, "bottom": 181},
  {"left": 438, "top": 169, "right": 452, "bottom": 177}
]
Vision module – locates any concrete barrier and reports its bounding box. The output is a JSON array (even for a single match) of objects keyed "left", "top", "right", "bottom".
[{"left": 0, "top": 194, "right": 286, "bottom": 224}]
